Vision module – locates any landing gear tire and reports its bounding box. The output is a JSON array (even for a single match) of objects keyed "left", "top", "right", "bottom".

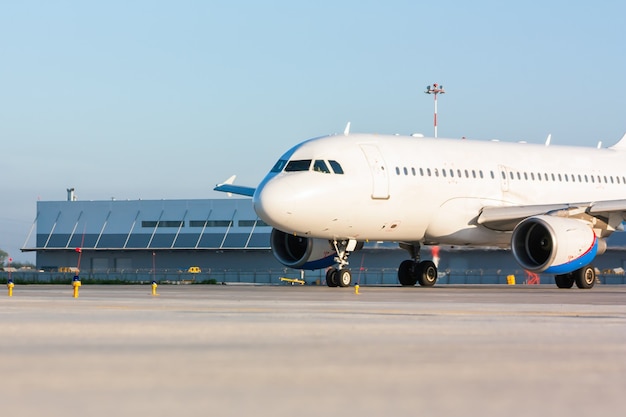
[
  {"left": 574, "top": 265, "right": 596, "bottom": 289},
  {"left": 326, "top": 269, "right": 338, "bottom": 287},
  {"left": 417, "top": 260, "right": 438, "bottom": 287},
  {"left": 337, "top": 268, "right": 352, "bottom": 287},
  {"left": 554, "top": 273, "right": 574, "bottom": 288},
  {"left": 398, "top": 260, "right": 418, "bottom": 286}
]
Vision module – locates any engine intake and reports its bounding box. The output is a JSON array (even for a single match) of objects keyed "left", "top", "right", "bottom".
[
  {"left": 511, "top": 215, "right": 602, "bottom": 274},
  {"left": 270, "top": 229, "right": 335, "bottom": 270}
]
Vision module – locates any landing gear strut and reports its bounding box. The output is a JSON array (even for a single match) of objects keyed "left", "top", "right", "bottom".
[
  {"left": 398, "top": 243, "right": 438, "bottom": 287},
  {"left": 325, "top": 239, "right": 360, "bottom": 287}
]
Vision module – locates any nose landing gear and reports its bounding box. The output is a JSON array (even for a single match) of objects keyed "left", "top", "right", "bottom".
[{"left": 325, "top": 239, "right": 360, "bottom": 287}]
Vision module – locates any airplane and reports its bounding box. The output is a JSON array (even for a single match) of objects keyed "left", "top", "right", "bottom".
[{"left": 215, "top": 125, "right": 626, "bottom": 289}]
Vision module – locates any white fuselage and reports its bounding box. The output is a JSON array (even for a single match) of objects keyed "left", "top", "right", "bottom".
[{"left": 252, "top": 133, "right": 626, "bottom": 247}]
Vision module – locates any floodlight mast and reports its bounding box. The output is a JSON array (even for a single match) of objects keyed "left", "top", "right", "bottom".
[{"left": 424, "top": 83, "right": 445, "bottom": 138}]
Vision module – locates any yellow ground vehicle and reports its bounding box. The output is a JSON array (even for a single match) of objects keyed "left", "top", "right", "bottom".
[{"left": 187, "top": 266, "right": 201, "bottom": 273}]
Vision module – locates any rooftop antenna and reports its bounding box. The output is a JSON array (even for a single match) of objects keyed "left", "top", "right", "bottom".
[{"left": 67, "top": 188, "right": 77, "bottom": 201}]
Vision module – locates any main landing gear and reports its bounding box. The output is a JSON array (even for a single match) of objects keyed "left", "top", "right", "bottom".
[
  {"left": 325, "top": 240, "right": 439, "bottom": 288},
  {"left": 397, "top": 243, "right": 438, "bottom": 287},
  {"left": 554, "top": 265, "right": 596, "bottom": 289}
]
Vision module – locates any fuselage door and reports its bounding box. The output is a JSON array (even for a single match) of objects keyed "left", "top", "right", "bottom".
[
  {"left": 498, "top": 165, "right": 510, "bottom": 192},
  {"left": 360, "top": 144, "right": 389, "bottom": 199}
]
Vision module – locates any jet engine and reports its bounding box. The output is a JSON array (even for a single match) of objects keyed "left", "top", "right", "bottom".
[
  {"left": 270, "top": 229, "right": 335, "bottom": 270},
  {"left": 511, "top": 215, "right": 605, "bottom": 274}
]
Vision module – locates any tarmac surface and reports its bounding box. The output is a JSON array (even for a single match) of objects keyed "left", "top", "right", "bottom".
[{"left": 1, "top": 284, "right": 625, "bottom": 417}]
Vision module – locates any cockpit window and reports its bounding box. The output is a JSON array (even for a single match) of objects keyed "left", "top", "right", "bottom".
[
  {"left": 328, "top": 160, "right": 344, "bottom": 174},
  {"left": 275, "top": 158, "right": 343, "bottom": 174},
  {"left": 313, "top": 160, "right": 331, "bottom": 173},
  {"left": 270, "top": 159, "right": 288, "bottom": 173},
  {"left": 284, "top": 159, "right": 312, "bottom": 172}
]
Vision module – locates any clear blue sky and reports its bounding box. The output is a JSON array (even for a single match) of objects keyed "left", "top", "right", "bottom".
[{"left": 1, "top": 0, "right": 625, "bottom": 262}]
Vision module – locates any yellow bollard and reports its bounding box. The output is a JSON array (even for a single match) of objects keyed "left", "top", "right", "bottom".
[
  {"left": 7, "top": 280, "right": 14, "bottom": 297},
  {"left": 151, "top": 281, "right": 159, "bottom": 296},
  {"left": 354, "top": 284, "right": 360, "bottom": 295},
  {"left": 72, "top": 276, "right": 81, "bottom": 298},
  {"left": 506, "top": 275, "right": 516, "bottom": 285}
]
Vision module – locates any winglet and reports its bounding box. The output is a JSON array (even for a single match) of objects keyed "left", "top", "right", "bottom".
[
  {"left": 223, "top": 175, "right": 236, "bottom": 185},
  {"left": 344, "top": 122, "right": 351, "bottom": 135},
  {"left": 545, "top": 134, "right": 551, "bottom": 146},
  {"left": 216, "top": 175, "right": 236, "bottom": 197},
  {"left": 609, "top": 133, "right": 626, "bottom": 150}
]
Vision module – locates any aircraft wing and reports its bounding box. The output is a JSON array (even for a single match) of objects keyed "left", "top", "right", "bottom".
[
  {"left": 214, "top": 175, "right": 256, "bottom": 197},
  {"left": 477, "top": 200, "right": 626, "bottom": 232}
]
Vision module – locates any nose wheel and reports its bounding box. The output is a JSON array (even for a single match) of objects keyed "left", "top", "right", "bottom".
[
  {"left": 325, "top": 240, "right": 358, "bottom": 287},
  {"left": 325, "top": 267, "right": 353, "bottom": 287}
]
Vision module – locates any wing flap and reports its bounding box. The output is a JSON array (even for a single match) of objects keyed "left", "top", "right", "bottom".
[{"left": 588, "top": 199, "right": 626, "bottom": 214}]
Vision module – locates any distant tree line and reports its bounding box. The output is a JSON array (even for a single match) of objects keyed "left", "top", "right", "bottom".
[{"left": 0, "top": 248, "right": 35, "bottom": 269}]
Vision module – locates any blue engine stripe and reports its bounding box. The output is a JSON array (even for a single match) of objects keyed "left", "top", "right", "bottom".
[
  {"left": 301, "top": 255, "right": 335, "bottom": 270},
  {"left": 544, "top": 238, "right": 598, "bottom": 275}
]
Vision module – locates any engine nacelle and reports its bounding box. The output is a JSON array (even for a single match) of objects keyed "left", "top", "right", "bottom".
[
  {"left": 270, "top": 229, "right": 335, "bottom": 270},
  {"left": 511, "top": 215, "right": 605, "bottom": 274}
]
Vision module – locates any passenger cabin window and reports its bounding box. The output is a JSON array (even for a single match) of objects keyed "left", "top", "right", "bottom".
[{"left": 285, "top": 159, "right": 312, "bottom": 172}]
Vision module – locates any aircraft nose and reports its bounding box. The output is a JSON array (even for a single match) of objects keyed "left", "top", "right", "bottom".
[
  {"left": 254, "top": 174, "right": 329, "bottom": 233},
  {"left": 252, "top": 177, "right": 320, "bottom": 231},
  {"left": 253, "top": 178, "right": 292, "bottom": 228}
]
